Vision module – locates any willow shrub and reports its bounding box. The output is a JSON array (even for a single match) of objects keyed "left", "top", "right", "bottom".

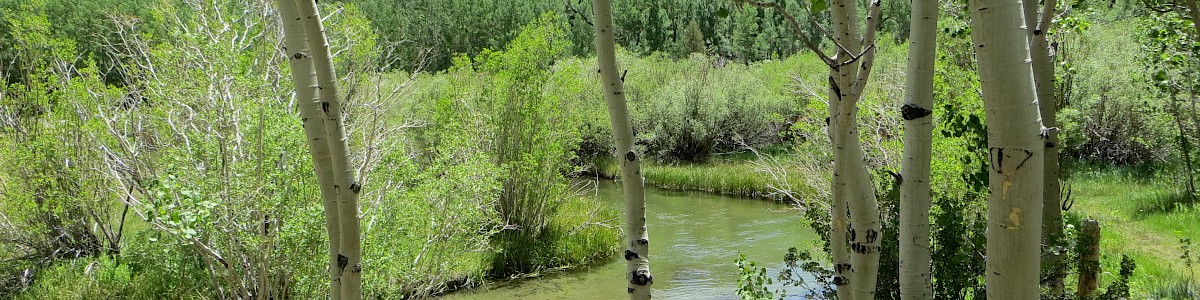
[
  {"left": 559, "top": 51, "right": 805, "bottom": 164},
  {"left": 402, "top": 13, "right": 619, "bottom": 277}
]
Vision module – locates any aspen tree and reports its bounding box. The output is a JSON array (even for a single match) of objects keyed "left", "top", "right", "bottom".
[
  {"left": 294, "top": 0, "right": 364, "bottom": 298},
  {"left": 898, "top": 0, "right": 938, "bottom": 297},
  {"left": 968, "top": 0, "right": 1046, "bottom": 296},
  {"left": 828, "top": 0, "right": 885, "bottom": 297},
  {"left": 734, "top": 1, "right": 884, "bottom": 298},
  {"left": 275, "top": 1, "right": 343, "bottom": 298},
  {"left": 1022, "top": 0, "right": 1066, "bottom": 293},
  {"left": 592, "top": 0, "right": 652, "bottom": 298}
]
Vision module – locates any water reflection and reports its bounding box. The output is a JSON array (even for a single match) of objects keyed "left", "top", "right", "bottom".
[{"left": 440, "top": 179, "right": 820, "bottom": 300}]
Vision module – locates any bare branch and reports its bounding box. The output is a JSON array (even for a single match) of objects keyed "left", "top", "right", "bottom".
[
  {"left": 1037, "top": 0, "right": 1059, "bottom": 35},
  {"left": 564, "top": 0, "right": 595, "bottom": 27}
]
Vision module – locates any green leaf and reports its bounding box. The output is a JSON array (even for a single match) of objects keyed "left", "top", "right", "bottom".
[
  {"left": 812, "top": 0, "right": 828, "bottom": 12},
  {"left": 1154, "top": 70, "right": 1168, "bottom": 82},
  {"left": 716, "top": 7, "right": 730, "bottom": 18}
]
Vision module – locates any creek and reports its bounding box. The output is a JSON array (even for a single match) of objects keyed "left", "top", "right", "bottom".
[{"left": 443, "top": 179, "right": 821, "bottom": 299}]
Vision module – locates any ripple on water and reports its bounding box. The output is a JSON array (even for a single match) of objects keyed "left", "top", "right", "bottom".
[{"left": 440, "top": 180, "right": 818, "bottom": 300}]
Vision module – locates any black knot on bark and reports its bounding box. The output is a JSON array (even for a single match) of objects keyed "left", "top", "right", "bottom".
[
  {"left": 627, "top": 288, "right": 634, "bottom": 294},
  {"left": 321, "top": 102, "right": 330, "bottom": 113},
  {"left": 835, "top": 263, "right": 852, "bottom": 273},
  {"left": 292, "top": 53, "right": 304, "bottom": 59},
  {"left": 352, "top": 263, "right": 361, "bottom": 273},
  {"left": 630, "top": 270, "right": 653, "bottom": 286},
  {"left": 635, "top": 238, "right": 649, "bottom": 245},
  {"left": 833, "top": 275, "right": 849, "bottom": 286},
  {"left": 350, "top": 182, "right": 362, "bottom": 194},
  {"left": 337, "top": 254, "right": 349, "bottom": 272},
  {"left": 866, "top": 229, "right": 879, "bottom": 243},
  {"left": 851, "top": 242, "right": 869, "bottom": 254},
  {"left": 625, "top": 151, "right": 637, "bottom": 162},
  {"left": 900, "top": 103, "right": 932, "bottom": 120},
  {"left": 624, "top": 249, "right": 640, "bottom": 260}
]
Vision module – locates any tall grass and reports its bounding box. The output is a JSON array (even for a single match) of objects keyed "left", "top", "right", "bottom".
[
  {"left": 489, "top": 194, "right": 621, "bottom": 277},
  {"left": 590, "top": 156, "right": 815, "bottom": 200},
  {"left": 1069, "top": 166, "right": 1200, "bottom": 296}
]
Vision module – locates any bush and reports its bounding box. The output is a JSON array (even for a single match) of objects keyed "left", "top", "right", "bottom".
[
  {"left": 400, "top": 13, "right": 621, "bottom": 282},
  {"left": 562, "top": 51, "right": 805, "bottom": 163},
  {"left": 1058, "top": 20, "right": 1174, "bottom": 165}
]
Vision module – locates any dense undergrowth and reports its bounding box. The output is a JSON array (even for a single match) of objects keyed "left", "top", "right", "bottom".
[
  {"left": 0, "top": 4, "right": 619, "bottom": 299},
  {"left": 2, "top": 0, "right": 1198, "bottom": 298}
]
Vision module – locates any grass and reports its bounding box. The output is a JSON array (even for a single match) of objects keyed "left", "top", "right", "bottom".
[
  {"left": 488, "top": 195, "right": 621, "bottom": 278},
  {"left": 1068, "top": 165, "right": 1200, "bottom": 297},
  {"left": 588, "top": 154, "right": 815, "bottom": 200}
]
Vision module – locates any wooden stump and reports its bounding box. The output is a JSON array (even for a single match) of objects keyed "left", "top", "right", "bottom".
[{"left": 1077, "top": 219, "right": 1101, "bottom": 299}]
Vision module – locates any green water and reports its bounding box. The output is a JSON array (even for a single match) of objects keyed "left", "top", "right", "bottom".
[{"left": 442, "top": 180, "right": 821, "bottom": 300}]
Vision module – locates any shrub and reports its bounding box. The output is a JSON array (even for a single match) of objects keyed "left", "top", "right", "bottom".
[{"left": 1058, "top": 20, "right": 1174, "bottom": 165}]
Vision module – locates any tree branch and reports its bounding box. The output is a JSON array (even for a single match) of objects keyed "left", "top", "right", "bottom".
[
  {"left": 565, "top": 0, "right": 595, "bottom": 27},
  {"left": 850, "top": 0, "right": 882, "bottom": 97}
]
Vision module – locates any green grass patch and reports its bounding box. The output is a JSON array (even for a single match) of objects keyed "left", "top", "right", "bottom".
[
  {"left": 589, "top": 155, "right": 814, "bottom": 200},
  {"left": 488, "top": 195, "right": 621, "bottom": 278},
  {"left": 1069, "top": 167, "right": 1200, "bottom": 297}
]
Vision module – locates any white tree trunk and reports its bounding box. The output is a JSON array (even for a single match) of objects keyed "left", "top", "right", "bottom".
[
  {"left": 592, "top": 1, "right": 652, "bottom": 299},
  {"left": 898, "top": 0, "right": 938, "bottom": 297},
  {"left": 1022, "top": 0, "right": 1064, "bottom": 294},
  {"left": 275, "top": 1, "right": 342, "bottom": 298},
  {"left": 828, "top": 0, "right": 883, "bottom": 298},
  {"left": 293, "top": 0, "right": 364, "bottom": 299},
  {"left": 969, "top": 0, "right": 1046, "bottom": 297}
]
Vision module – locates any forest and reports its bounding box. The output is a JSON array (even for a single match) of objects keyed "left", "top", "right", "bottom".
[{"left": 0, "top": 0, "right": 1197, "bottom": 299}]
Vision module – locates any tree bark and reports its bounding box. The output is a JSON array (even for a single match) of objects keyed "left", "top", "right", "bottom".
[
  {"left": 1076, "top": 219, "right": 1101, "bottom": 299},
  {"left": 898, "top": 0, "right": 938, "bottom": 297},
  {"left": 828, "top": 0, "right": 884, "bottom": 298},
  {"left": 1187, "top": 0, "right": 1200, "bottom": 39},
  {"left": 969, "top": 0, "right": 1046, "bottom": 297},
  {"left": 592, "top": 1, "right": 652, "bottom": 299},
  {"left": 275, "top": 1, "right": 343, "bottom": 298},
  {"left": 1023, "top": 0, "right": 1066, "bottom": 294},
  {"left": 733, "top": 1, "right": 881, "bottom": 298},
  {"left": 1168, "top": 92, "right": 1198, "bottom": 197},
  {"left": 294, "top": 0, "right": 364, "bottom": 299}
]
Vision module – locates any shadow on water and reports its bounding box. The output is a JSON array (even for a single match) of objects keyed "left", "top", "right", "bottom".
[{"left": 441, "top": 179, "right": 822, "bottom": 300}]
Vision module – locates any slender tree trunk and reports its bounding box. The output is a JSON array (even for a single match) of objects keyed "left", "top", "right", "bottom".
[
  {"left": 830, "top": 0, "right": 884, "bottom": 298},
  {"left": 969, "top": 0, "right": 1046, "bottom": 297},
  {"left": 1187, "top": 0, "right": 1200, "bottom": 39},
  {"left": 1169, "top": 92, "right": 1198, "bottom": 197},
  {"left": 275, "top": 2, "right": 342, "bottom": 298},
  {"left": 1189, "top": 3, "right": 1200, "bottom": 197},
  {"left": 294, "top": 0, "right": 364, "bottom": 298},
  {"left": 735, "top": 1, "right": 881, "bottom": 297},
  {"left": 1023, "top": 0, "right": 1066, "bottom": 294},
  {"left": 592, "top": 1, "right": 652, "bottom": 298},
  {"left": 828, "top": 85, "right": 855, "bottom": 300},
  {"left": 898, "top": 0, "right": 938, "bottom": 297},
  {"left": 1190, "top": 91, "right": 1200, "bottom": 201}
]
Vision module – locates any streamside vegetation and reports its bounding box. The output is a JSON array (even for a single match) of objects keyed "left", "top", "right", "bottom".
[{"left": 0, "top": 0, "right": 1198, "bottom": 299}]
